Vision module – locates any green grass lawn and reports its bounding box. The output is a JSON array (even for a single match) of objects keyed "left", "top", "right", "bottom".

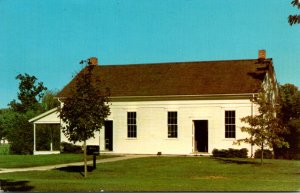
[
  {"left": 0, "top": 154, "right": 119, "bottom": 168},
  {"left": 0, "top": 156, "right": 299, "bottom": 192}
]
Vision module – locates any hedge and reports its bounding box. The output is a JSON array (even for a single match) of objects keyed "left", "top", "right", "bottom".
[
  {"left": 212, "top": 148, "right": 248, "bottom": 158},
  {"left": 60, "top": 142, "right": 82, "bottom": 154}
]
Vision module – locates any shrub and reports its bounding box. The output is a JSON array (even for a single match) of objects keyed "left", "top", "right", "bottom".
[
  {"left": 212, "top": 149, "right": 226, "bottom": 157},
  {"left": 254, "top": 149, "right": 273, "bottom": 159},
  {"left": 0, "top": 144, "right": 10, "bottom": 155},
  {"left": 238, "top": 148, "right": 248, "bottom": 158},
  {"left": 212, "top": 148, "right": 248, "bottom": 158},
  {"left": 60, "top": 142, "right": 82, "bottom": 154}
]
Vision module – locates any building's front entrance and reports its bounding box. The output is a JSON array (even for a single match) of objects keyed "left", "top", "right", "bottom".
[
  {"left": 104, "top": 120, "right": 113, "bottom": 151},
  {"left": 194, "top": 120, "right": 208, "bottom": 152}
]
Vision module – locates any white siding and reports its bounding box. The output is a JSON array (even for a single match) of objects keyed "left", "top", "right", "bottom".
[
  {"left": 34, "top": 111, "right": 60, "bottom": 124},
  {"left": 97, "top": 99, "right": 259, "bottom": 155},
  {"left": 35, "top": 98, "right": 259, "bottom": 156}
]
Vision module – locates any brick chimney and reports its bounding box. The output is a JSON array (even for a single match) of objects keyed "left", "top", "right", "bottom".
[
  {"left": 88, "top": 57, "right": 98, "bottom": 65},
  {"left": 258, "top": 50, "right": 266, "bottom": 60}
]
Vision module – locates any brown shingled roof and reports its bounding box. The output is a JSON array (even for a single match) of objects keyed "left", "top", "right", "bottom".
[{"left": 58, "top": 59, "right": 273, "bottom": 98}]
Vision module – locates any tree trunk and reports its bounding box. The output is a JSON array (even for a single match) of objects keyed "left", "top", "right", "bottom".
[
  {"left": 83, "top": 140, "right": 87, "bottom": 178},
  {"left": 261, "top": 142, "right": 264, "bottom": 165},
  {"left": 251, "top": 139, "right": 254, "bottom": 158}
]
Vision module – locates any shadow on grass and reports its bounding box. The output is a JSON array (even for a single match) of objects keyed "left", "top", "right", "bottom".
[
  {"left": 212, "top": 157, "right": 260, "bottom": 165},
  {"left": 0, "top": 179, "right": 34, "bottom": 192},
  {"left": 56, "top": 165, "right": 95, "bottom": 177}
]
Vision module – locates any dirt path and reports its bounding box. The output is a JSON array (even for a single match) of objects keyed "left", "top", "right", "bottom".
[{"left": 0, "top": 154, "right": 149, "bottom": 174}]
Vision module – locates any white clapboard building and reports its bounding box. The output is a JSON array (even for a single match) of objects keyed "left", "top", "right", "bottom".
[{"left": 29, "top": 50, "right": 277, "bottom": 156}]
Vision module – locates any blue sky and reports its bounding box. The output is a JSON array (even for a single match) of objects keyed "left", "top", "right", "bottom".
[{"left": 0, "top": 0, "right": 299, "bottom": 108}]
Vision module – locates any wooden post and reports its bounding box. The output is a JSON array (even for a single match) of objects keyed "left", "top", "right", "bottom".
[
  {"left": 50, "top": 142, "right": 53, "bottom": 151},
  {"left": 50, "top": 124, "right": 53, "bottom": 151},
  {"left": 93, "top": 153, "right": 97, "bottom": 169}
]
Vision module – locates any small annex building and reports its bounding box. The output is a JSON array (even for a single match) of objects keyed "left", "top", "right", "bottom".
[{"left": 29, "top": 50, "right": 277, "bottom": 156}]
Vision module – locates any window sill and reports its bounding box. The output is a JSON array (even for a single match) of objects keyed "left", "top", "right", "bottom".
[
  {"left": 126, "top": 138, "right": 138, "bottom": 140},
  {"left": 165, "top": 138, "right": 179, "bottom": 140},
  {"left": 223, "top": 138, "right": 236, "bottom": 141}
]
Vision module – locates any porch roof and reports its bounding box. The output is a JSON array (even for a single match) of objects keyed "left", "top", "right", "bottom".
[{"left": 29, "top": 107, "right": 60, "bottom": 124}]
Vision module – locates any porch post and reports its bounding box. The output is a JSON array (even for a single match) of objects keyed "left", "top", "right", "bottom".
[
  {"left": 50, "top": 124, "right": 53, "bottom": 151},
  {"left": 33, "top": 123, "right": 36, "bottom": 153},
  {"left": 50, "top": 142, "right": 53, "bottom": 151}
]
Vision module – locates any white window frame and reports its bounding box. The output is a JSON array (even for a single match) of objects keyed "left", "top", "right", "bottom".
[
  {"left": 225, "top": 110, "right": 236, "bottom": 138},
  {"left": 168, "top": 111, "right": 178, "bottom": 138},
  {"left": 127, "top": 112, "right": 137, "bottom": 138}
]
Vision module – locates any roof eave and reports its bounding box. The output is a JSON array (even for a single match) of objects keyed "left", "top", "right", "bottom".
[
  {"left": 109, "top": 93, "right": 259, "bottom": 102},
  {"left": 29, "top": 107, "right": 59, "bottom": 123}
]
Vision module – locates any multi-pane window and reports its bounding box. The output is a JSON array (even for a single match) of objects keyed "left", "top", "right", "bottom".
[
  {"left": 225, "top": 110, "right": 236, "bottom": 138},
  {"left": 127, "top": 112, "right": 137, "bottom": 138},
  {"left": 168, "top": 112, "right": 178, "bottom": 138}
]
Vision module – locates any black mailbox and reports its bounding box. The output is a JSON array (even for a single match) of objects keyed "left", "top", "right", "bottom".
[{"left": 86, "top": 145, "right": 100, "bottom": 155}]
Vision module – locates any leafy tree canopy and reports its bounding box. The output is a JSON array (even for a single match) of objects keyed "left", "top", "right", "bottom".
[
  {"left": 1, "top": 73, "right": 48, "bottom": 154},
  {"left": 59, "top": 65, "right": 110, "bottom": 143},
  {"left": 41, "top": 90, "right": 60, "bottom": 111},
  {"left": 274, "top": 83, "right": 300, "bottom": 159},
  {"left": 236, "top": 85, "right": 289, "bottom": 164},
  {"left": 278, "top": 84, "right": 300, "bottom": 123},
  {"left": 288, "top": 0, "right": 300, "bottom": 25},
  {"left": 59, "top": 63, "right": 110, "bottom": 177},
  {"left": 9, "top": 73, "right": 47, "bottom": 113},
  {"left": 0, "top": 109, "right": 36, "bottom": 154},
  {"left": 0, "top": 109, "right": 10, "bottom": 143}
]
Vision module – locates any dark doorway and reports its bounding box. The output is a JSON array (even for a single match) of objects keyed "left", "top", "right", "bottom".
[
  {"left": 194, "top": 120, "right": 208, "bottom": 152},
  {"left": 105, "top": 121, "right": 113, "bottom": 151}
]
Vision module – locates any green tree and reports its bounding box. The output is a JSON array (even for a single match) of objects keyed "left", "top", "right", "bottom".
[
  {"left": 59, "top": 62, "right": 110, "bottom": 178},
  {"left": 0, "top": 109, "right": 10, "bottom": 144},
  {"left": 3, "top": 73, "right": 47, "bottom": 154},
  {"left": 0, "top": 109, "right": 37, "bottom": 154},
  {"left": 9, "top": 73, "right": 47, "bottom": 113},
  {"left": 278, "top": 84, "right": 300, "bottom": 121},
  {"left": 274, "top": 84, "right": 300, "bottom": 159},
  {"left": 288, "top": 0, "right": 300, "bottom": 25},
  {"left": 41, "top": 90, "right": 60, "bottom": 111},
  {"left": 236, "top": 86, "right": 289, "bottom": 164},
  {"left": 6, "top": 110, "right": 37, "bottom": 154}
]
